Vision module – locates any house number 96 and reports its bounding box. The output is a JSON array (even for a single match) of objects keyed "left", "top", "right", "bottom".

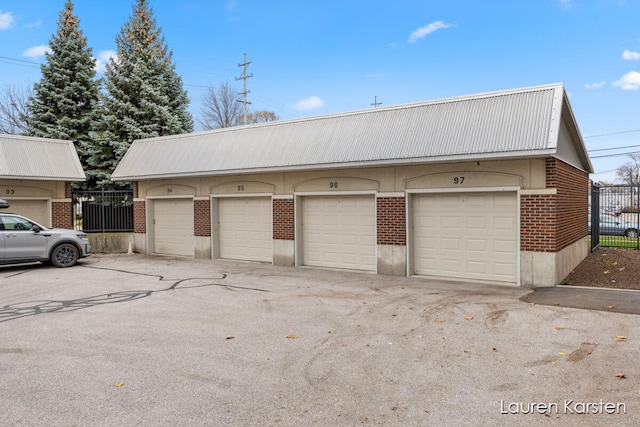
[
  {"left": 453, "top": 177, "right": 465, "bottom": 184},
  {"left": 329, "top": 182, "right": 339, "bottom": 189}
]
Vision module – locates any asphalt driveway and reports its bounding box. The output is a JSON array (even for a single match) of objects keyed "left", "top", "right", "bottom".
[{"left": 0, "top": 254, "right": 638, "bottom": 426}]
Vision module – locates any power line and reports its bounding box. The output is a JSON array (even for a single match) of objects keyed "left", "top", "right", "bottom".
[
  {"left": 0, "top": 55, "right": 41, "bottom": 68},
  {"left": 588, "top": 144, "right": 640, "bottom": 153},
  {"left": 590, "top": 151, "right": 640, "bottom": 159},
  {"left": 584, "top": 129, "right": 640, "bottom": 138}
]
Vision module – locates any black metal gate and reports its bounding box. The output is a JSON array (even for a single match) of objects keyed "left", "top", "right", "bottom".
[
  {"left": 590, "top": 183, "right": 640, "bottom": 251},
  {"left": 72, "top": 190, "right": 134, "bottom": 232}
]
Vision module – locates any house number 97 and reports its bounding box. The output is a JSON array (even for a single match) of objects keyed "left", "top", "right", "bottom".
[{"left": 453, "top": 177, "right": 465, "bottom": 184}]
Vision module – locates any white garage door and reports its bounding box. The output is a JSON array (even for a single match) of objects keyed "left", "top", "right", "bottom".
[
  {"left": 153, "top": 198, "right": 194, "bottom": 257},
  {"left": 218, "top": 197, "right": 273, "bottom": 262},
  {"left": 413, "top": 192, "right": 518, "bottom": 284},
  {"left": 6, "top": 199, "right": 48, "bottom": 226},
  {"left": 302, "top": 196, "right": 376, "bottom": 271}
]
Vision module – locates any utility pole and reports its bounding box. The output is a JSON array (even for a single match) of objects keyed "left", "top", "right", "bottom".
[
  {"left": 371, "top": 96, "right": 382, "bottom": 108},
  {"left": 236, "top": 53, "right": 253, "bottom": 125}
]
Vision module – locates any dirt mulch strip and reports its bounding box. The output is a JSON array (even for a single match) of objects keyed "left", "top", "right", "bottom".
[{"left": 563, "top": 246, "right": 640, "bottom": 291}]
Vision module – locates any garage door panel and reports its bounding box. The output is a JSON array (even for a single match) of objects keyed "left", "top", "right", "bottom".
[
  {"left": 219, "top": 197, "right": 272, "bottom": 262},
  {"left": 154, "top": 199, "right": 194, "bottom": 257},
  {"left": 302, "top": 196, "right": 376, "bottom": 271},
  {"left": 414, "top": 192, "right": 517, "bottom": 284},
  {"left": 7, "top": 200, "right": 48, "bottom": 226}
]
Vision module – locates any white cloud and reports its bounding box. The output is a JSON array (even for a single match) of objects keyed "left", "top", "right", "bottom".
[
  {"left": 558, "top": 0, "right": 577, "bottom": 9},
  {"left": 22, "top": 44, "right": 51, "bottom": 58},
  {"left": 613, "top": 71, "right": 640, "bottom": 90},
  {"left": 0, "top": 10, "right": 15, "bottom": 30},
  {"left": 227, "top": 0, "right": 238, "bottom": 11},
  {"left": 408, "top": 21, "right": 453, "bottom": 44},
  {"left": 622, "top": 49, "right": 640, "bottom": 60},
  {"left": 585, "top": 81, "right": 606, "bottom": 89},
  {"left": 294, "top": 96, "right": 324, "bottom": 111},
  {"left": 94, "top": 50, "right": 117, "bottom": 73},
  {"left": 26, "top": 19, "right": 43, "bottom": 29}
]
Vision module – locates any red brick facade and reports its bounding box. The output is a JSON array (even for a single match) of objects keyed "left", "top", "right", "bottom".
[
  {"left": 520, "top": 158, "right": 589, "bottom": 252},
  {"left": 273, "top": 198, "right": 294, "bottom": 240},
  {"left": 134, "top": 200, "right": 146, "bottom": 234},
  {"left": 376, "top": 197, "right": 406, "bottom": 245},
  {"left": 52, "top": 201, "right": 72, "bottom": 229},
  {"left": 194, "top": 200, "right": 211, "bottom": 237},
  {"left": 520, "top": 194, "right": 556, "bottom": 252},
  {"left": 549, "top": 158, "right": 589, "bottom": 250}
]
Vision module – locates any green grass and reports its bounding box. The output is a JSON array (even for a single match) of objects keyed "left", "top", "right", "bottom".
[{"left": 589, "top": 235, "right": 640, "bottom": 249}]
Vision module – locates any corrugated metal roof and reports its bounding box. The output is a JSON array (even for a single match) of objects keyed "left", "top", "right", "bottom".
[
  {"left": 112, "top": 83, "right": 592, "bottom": 180},
  {"left": 0, "top": 135, "right": 85, "bottom": 181}
]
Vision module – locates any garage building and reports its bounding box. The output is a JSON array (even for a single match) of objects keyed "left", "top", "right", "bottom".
[
  {"left": 0, "top": 135, "right": 85, "bottom": 228},
  {"left": 112, "top": 83, "right": 593, "bottom": 287}
]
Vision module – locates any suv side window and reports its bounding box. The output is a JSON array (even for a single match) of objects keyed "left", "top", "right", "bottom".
[{"left": 1, "top": 216, "right": 35, "bottom": 231}]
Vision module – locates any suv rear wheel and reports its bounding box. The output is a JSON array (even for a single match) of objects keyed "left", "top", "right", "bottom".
[{"left": 50, "top": 243, "right": 79, "bottom": 267}]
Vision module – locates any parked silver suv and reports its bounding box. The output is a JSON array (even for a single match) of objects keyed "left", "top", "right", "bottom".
[{"left": 0, "top": 211, "right": 91, "bottom": 267}]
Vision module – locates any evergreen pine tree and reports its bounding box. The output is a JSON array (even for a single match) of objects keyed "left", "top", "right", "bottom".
[
  {"left": 24, "top": 0, "right": 99, "bottom": 186},
  {"left": 88, "top": 0, "right": 193, "bottom": 189}
]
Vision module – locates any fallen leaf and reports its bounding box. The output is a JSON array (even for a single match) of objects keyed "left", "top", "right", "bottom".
[
  {"left": 554, "top": 326, "right": 564, "bottom": 330},
  {"left": 463, "top": 349, "right": 471, "bottom": 353},
  {"left": 463, "top": 315, "right": 473, "bottom": 320},
  {"left": 492, "top": 347, "right": 497, "bottom": 352},
  {"left": 561, "top": 316, "right": 570, "bottom": 320},
  {"left": 435, "top": 319, "right": 445, "bottom": 324},
  {"left": 604, "top": 270, "right": 611, "bottom": 275},
  {"left": 551, "top": 360, "right": 557, "bottom": 365},
  {"left": 226, "top": 336, "right": 235, "bottom": 340},
  {"left": 615, "top": 373, "right": 626, "bottom": 379},
  {"left": 286, "top": 334, "right": 299, "bottom": 339},
  {"left": 558, "top": 351, "right": 567, "bottom": 356},
  {"left": 607, "top": 305, "right": 615, "bottom": 309},
  {"left": 115, "top": 382, "right": 124, "bottom": 387},
  {"left": 614, "top": 336, "right": 627, "bottom": 342}
]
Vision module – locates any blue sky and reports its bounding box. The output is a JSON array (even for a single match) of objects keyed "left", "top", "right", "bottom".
[{"left": 1, "top": 0, "right": 640, "bottom": 182}]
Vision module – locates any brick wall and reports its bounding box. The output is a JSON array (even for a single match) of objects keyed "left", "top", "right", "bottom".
[
  {"left": 376, "top": 197, "right": 406, "bottom": 246},
  {"left": 520, "top": 158, "right": 588, "bottom": 252},
  {"left": 134, "top": 200, "right": 146, "bottom": 233},
  {"left": 550, "top": 158, "right": 589, "bottom": 251},
  {"left": 194, "top": 199, "right": 211, "bottom": 237},
  {"left": 273, "top": 198, "right": 294, "bottom": 240},
  {"left": 52, "top": 201, "right": 72, "bottom": 229},
  {"left": 520, "top": 194, "right": 556, "bottom": 252}
]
